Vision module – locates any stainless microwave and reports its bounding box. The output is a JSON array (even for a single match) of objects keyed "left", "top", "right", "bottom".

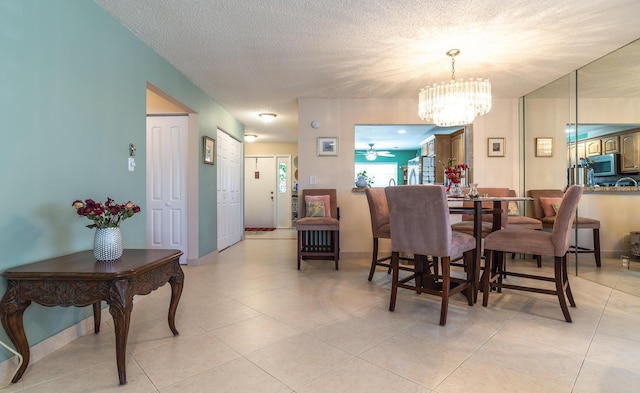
[{"left": 587, "top": 153, "right": 619, "bottom": 176}]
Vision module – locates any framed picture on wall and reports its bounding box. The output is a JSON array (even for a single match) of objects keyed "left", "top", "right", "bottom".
[
  {"left": 203, "top": 136, "right": 215, "bottom": 164},
  {"left": 317, "top": 137, "right": 338, "bottom": 156},
  {"left": 487, "top": 137, "right": 505, "bottom": 157},
  {"left": 535, "top": 137, "right": 554, "bottom": 157}
]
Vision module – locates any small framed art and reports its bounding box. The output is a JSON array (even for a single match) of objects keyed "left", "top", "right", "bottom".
[
  {"left": 535, "top": 137, "right": 554, "bottom": 157},
  {"left": 487, "top": 137, "right": 505, "bottom": 157},
  {"left": 317, "top": 137, "right": 338, "bottom": 156},
  {"left": 203, "top": 136, "right": 215, "bottom": 164}
]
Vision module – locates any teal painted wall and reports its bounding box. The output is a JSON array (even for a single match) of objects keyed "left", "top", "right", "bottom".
[
  {"left": 354, "top": 150, "right": 420, "bottom": 181},
  {"left": 0, "top": 0, "right": 243, "bottom": 357}
]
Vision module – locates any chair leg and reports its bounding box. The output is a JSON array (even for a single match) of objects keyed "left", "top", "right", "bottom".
[
  {"left": 561, "top": 254, "right": 576, "bottom": 307},
  {"left": 297, "top": 231, "right": 303, "bottom": 270},
  {"left": 464, "top": 251, "right": 474, "bottom": 306},
  {"left": 333, "top": 230, "right": 339, "bottom": 270},
  {"left": 472, "top": 248, "right": 481, "bottom": 303},
  {"left": 389, "top": 252, "right": 399, "bottom": 312},
  {"left": 536, "top": 254, "right": 542, "bottom": 268},
  {"left": 593, "top": 228, "right": 601, "bottom": 267},
  {"left": 482, "top": 250, "right": 492, "bottom": 307},
  {"left": 439, "top": 256, "right": 451, "bottom": 326},
  {"left": 496, "top": 251, "right": 505, "bottom": 293},
  {"left": 368, "top": 238, "right": 379, "bottom": 281},
  {"left": 554, "top": 256, "right": 572, "bottom": 322}
]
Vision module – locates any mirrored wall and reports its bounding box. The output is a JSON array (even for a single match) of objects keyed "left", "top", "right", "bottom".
[{"left": 523, "top": 38, "right": 640, "bottom": 296}]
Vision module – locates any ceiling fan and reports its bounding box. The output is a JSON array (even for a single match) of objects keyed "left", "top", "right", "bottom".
[{"left": 357, "top": 143, "right": 395, "bottom": 161}]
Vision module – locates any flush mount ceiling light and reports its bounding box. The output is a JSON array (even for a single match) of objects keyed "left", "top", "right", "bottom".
[
  {"left": 244, "top": 134, "right": 258, "bottom": 142},
  {"left": 258, "top": 113, "right": 277, "bottom": 123},
  {"left": 418, "top": 49, "right": 491, "bottom": 127}
]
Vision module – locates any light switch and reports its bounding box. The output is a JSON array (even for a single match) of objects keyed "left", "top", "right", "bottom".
[
  {"left": 309, "top": 175, "right": 316, "bottom": 184},
  {"left": 128, "top": 157, "right": 136, "bottom": 172}
]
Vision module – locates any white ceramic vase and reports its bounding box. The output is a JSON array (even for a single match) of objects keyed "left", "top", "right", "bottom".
[{"left": 94, "top": 227, "right": 123, "bottom": 261}]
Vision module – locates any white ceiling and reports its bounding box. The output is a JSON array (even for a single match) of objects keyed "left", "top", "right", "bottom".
[{"left": 97, "top": 0, "right": 640, "bottom": 146}]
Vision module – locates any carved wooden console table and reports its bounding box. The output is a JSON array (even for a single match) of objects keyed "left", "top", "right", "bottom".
[{"left": 0, "top": 249, "right": 184, "bottom": 385}]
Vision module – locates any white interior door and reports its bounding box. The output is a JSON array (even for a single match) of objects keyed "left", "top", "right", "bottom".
[
  {"left": 217, "top": 130, "right": 243, "bottom": 250},
  {"left": 245, "top": 156, "right": 276, "bottom": 228},
  {"left": 146, "top": 115, "right": 188, "bottom": 264}
]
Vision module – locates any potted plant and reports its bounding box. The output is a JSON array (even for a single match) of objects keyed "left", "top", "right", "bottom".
[{"left": 355, "top": 170, "right": 374, "bottom": 188}]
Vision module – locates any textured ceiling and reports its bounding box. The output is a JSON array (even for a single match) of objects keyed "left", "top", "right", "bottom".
[{"left": 97, "top": 0, "right": 640, "bottom": 144}]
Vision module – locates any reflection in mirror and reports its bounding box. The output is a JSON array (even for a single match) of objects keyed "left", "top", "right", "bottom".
[
  {"left": 523, "top": 38, "right": 640, "bottom": 297},
  {"left": 566, "top": 124, "right": 640, "bottom": 186},
  {"left": 354, "top": 124, "right": 472, "bottom": 188}
]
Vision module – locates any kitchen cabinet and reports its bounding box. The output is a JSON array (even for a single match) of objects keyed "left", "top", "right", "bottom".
[
  {"left": 567, "top": 142, "right": 586, "bottom": 166},
  {"left": 424, "top": 138, "right": 435, "bottom": 156},
  {"left": 421, "top": 134, "right": 452, "bottom": 184},
  {"left": 419, "top": 130, "right": 465, "bottom": 184},
  {"left": 620, "top": 132, "right": 640, "bottom": 173},
  {"left": 450, "top": 130, "right": 465, "bottom": 166},
  {"left": 602, "top": 136, "right": 619, "bottom": 154},
  {"left": 428, "top": 135, "right": 452, "bottom": 183},
  {"left": 585, "top": 140, "right": 601, "bottom": 156}
]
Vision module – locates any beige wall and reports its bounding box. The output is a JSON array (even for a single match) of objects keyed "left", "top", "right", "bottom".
[
  {"left": 244, "top": 141, "right": 299, "bottom": 185},
  {"left": 245, "top": 142, "right": 298, "bottom": 160},
  {"left": 297, "top": 97, "right": 519, "bottom": 256}
]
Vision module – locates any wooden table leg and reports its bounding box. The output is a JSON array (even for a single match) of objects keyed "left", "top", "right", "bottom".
[
  {"left": 93, "top": 302, "right": 101, "bottom": 334},
  {"left": 0, "top": 283, "right": 32, "bottom": 383},
  {"left": 168, "top": 262, "right": 184, "bottom": 336},
  {"left": 109, "top": 280, "right": 133, "bottom": 385},
  {"left": 472, "top": 200, "right": 483, "bottom": 302}
]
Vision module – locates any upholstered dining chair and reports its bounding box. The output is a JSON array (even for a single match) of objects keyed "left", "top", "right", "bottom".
[
  {"left": 482, "top": 185, "right": 584, "bottom": 322},
  {"left": 527, "top": 188, "right": 601, "bottom": 267},
  {"left": 506, "top": 189, "right": 543, "bottom": 267},
  {"left": 364, "top": 188, "right": 414, "bottom": 281},
  {"left": 295, "top": 189, "right": 340, "bottom": 270},
  {"left": 385, "top": 185, "right": 476, "bottom": 326}
]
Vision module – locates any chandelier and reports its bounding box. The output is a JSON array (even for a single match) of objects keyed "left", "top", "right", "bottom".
[{"left": 418, "top": 49, "right": 491, "bottom": 127}]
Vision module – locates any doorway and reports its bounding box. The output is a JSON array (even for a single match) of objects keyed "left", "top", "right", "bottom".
[{"left": 244, "top": 155, "right": 292, "bottom": 229}]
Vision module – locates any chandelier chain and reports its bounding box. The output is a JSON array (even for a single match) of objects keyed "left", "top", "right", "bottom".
[{"left": 451, "top": 56, "right": 456, "bottom": 81}]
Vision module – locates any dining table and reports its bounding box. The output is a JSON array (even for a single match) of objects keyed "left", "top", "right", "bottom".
[{"left": 447, "top": 195, "right": 533, "bottom": 302}]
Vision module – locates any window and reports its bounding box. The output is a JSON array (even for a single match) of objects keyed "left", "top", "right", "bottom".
[
  {"left": 278, "top": 163, "right": 287, "bottom": 193},
  {"left": 355, "top": 163, "right": 398, "bottom": 187}
]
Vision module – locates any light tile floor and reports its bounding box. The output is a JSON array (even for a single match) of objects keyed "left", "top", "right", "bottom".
[{"left": 4, "top": 229, "right": 640, "bottom": 392}]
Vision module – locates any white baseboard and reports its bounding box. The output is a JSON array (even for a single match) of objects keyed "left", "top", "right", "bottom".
[{"left": 188, "top": 249, "right": 218, "bottom": 266}]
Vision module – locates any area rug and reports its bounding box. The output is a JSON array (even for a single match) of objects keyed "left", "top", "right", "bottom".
[{"left": 244, "top": 227, "right": 276, "bottom": 232}]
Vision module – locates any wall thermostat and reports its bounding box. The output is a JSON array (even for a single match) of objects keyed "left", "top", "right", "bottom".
[{"left": 311, "top": 120, "right": 320, "bottom": 129}]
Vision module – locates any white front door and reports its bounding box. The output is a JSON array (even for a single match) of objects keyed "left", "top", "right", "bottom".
[
  {"left": 245, "top": 156, "right": 276, "bottom": 228},
  {"left": 146, "top": 115, "right": 188, "bottom": 264},
  {"left": 217, "top": 130, "right": 243, "bottom": 250}
]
